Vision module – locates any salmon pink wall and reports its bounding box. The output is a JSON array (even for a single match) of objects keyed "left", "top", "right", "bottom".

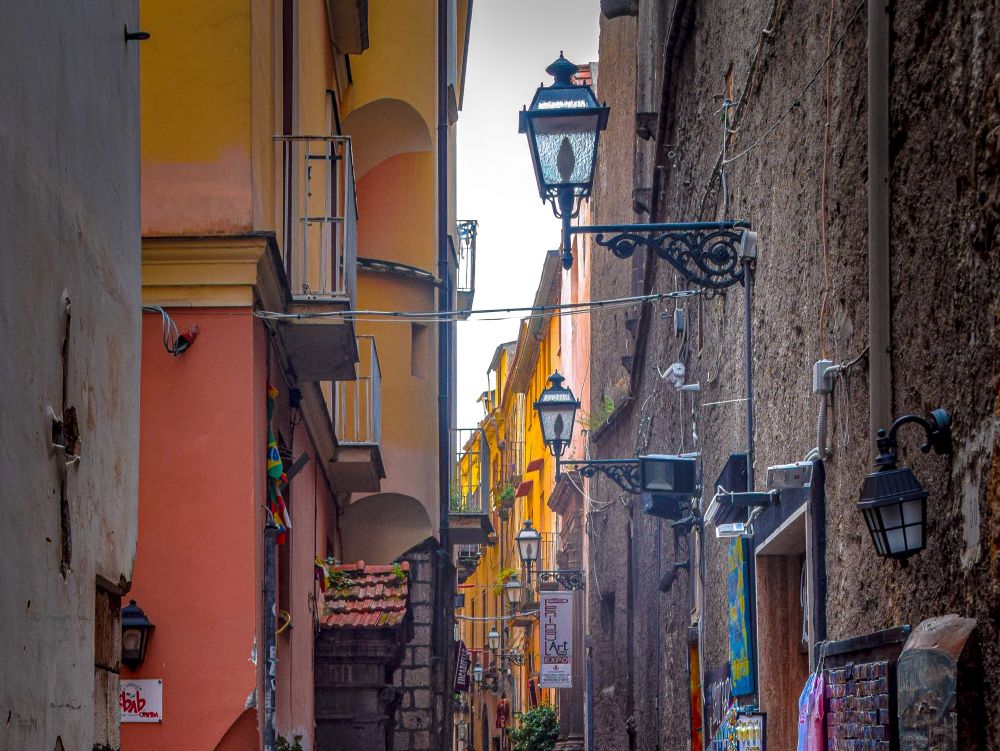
[{"left": 123, "top": 309, "right": 262, "bottom": 750}]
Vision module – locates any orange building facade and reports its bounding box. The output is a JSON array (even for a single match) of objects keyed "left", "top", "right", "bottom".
[{"left": 125, "top": 1, "right": 472, "bottom": 749}]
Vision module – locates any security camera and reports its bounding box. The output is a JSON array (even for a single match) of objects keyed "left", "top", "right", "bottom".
[
  {"left": 716, "top": 522, "right": 750, "bottom": 539},
  {"left": 766, "top": 461, "right": 813, "bottom": 490}
]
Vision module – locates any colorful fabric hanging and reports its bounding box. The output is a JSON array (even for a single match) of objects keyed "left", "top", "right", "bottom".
[{"left": 266, "top": 383, "right": 291, "bottom": 544}]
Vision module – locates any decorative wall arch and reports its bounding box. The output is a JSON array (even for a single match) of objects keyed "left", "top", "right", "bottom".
[
  {"left": 340, "top": 492, "right": 434, "bottom": 564},
  {"left": 342, "top": 98, "right": 432, "bottom": 180}
]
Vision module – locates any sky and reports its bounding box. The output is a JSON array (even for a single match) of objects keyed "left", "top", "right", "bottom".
[{"left": 456, "top": 0, "right": 601, "bottom": 429}]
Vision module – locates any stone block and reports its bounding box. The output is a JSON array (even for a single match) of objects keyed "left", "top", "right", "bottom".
[
  {"left": 411, "top": 730, "right": 431, "bottom": 750},
  {"left": 401, "top": 710, "right": 427, "bottom": 730},
  {"left": 406, "top": 667, "right": 431, "bottom": 688},
  {"left": 413, "top": 688, "right": 432, "bottom": 708}
]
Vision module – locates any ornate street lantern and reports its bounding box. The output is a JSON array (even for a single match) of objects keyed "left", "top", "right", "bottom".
[
  {"left": 472, "top": 663, "right": 484, "bottom": 686},
  {"left": 121, "top": 599, "right": 155, "bottom": 670},
  {"left": 519, "top": 55, "right": 609, "bottom": 225},
  {"left": 534, "top": 372, "right": 580, "bottom": 462},
  {"left": 487, "top": 626, "right": 501, "bottom": 652},
  {"left": 504, "top": 575, "right": 523, "bottom": 606},
  {"left": 516, "top": 519, "right": 542, "bottom": 567}
]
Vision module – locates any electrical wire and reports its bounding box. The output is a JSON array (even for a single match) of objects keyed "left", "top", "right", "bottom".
[
  {"left": 721, "top": 0, "right": 866, "bottom": 166},
  {"left": 252, "top": 289, "right": 701, "bottom": 324}
]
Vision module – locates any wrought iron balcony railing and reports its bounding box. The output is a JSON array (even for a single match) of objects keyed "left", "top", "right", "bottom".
[
  {"left": 334, "top": 335, "right": 381, "bottom": 445},
  {"left": 276, "top": 135, "right": 358, "bottom": 306},
  {"left": 456, "top": 219, "right": 477, "bottom": 314}
]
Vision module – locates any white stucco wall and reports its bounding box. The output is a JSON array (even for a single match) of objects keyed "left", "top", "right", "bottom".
[{"left": 0, "top": 2, "right": 141, "bottom": 749}]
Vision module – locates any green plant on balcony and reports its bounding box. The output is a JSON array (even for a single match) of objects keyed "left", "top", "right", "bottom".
[
  {"left": 498, "top": 483, "right": 516, "bottom": 509},
  {"left": 276, "top": 735, "right": 304, "bottom": 751}
]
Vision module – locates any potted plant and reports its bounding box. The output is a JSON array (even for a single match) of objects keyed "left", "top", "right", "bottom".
[{"left": 499, "top": 483, "right": 516, "bottom": 510}]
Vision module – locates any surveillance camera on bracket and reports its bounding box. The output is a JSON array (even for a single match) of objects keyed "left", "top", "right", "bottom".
[
  {"left": 716, "top": 522, "right": 751, "bottom": 539},
  {"left": 766, "top": 461, "right": 813, "bottom": 490}
]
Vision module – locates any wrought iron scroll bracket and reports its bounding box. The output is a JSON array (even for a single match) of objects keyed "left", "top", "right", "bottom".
[
  {"left": 558, "top": 458, "right": 641, "bottom": 494},
  {"left": 569, "top": 221, "right": 752, "bottom": 292},
  {"left": 536, "top": 569, "right": 586, "bottom": 590}
]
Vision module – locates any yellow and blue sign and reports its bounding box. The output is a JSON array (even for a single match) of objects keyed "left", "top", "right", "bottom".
[{"left": 727, "top": 538, "right": 754, "bottom": 696}]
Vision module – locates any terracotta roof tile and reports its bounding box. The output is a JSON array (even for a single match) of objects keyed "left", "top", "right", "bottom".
[{"left": 320, "top": 561, "right": 410, "bottom": 630}]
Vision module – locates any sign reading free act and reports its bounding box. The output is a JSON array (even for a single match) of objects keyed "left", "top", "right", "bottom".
[{"left": 120, "top": 679, "right": 163, "bottom": 723}]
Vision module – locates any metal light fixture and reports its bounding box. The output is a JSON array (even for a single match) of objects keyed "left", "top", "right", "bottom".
[
  {"left": 457, "top": 721, "right": 469, "bottom": 742},
  {"left": 504, "top": 575, "right": 523, "bottom": 606},
  {"left": 519, "top": 54, "right": 609, "bottom": 267},
  {"left": 534, "top": 371, "right": 580, "bottom": 459},
  {"left": 487, "top": 627, "right": 501, "bottom": 652},
  {"left": 472, "top": 663, "right": 484, "bottom": 686},
  {"left": 859, "top": 409, "right": 952, "bottom": 560},
  {"left": 121, "top": 599, "right": 155, "bottom": 670},
  {"left": 640, "top": 454, "right": 699, "bottom": 520},
  {"left": 516, "top": 519, "right": 542, "bottom": 566}
]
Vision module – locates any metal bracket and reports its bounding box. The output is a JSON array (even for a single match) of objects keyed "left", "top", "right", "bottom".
[
  {"left": 569, "top": 221, "right": 751, "bottom": 291},
  {"left": 536, "top": 569, "right": 586, "bottom": 590},
  {"left": 559, "top": 458, "right": 641, "bottom": 494}
]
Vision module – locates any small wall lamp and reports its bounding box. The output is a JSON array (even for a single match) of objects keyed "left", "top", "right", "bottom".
[
  {"left": 858, "top": 409, "right": 952, "bottom": 560},
  {"left": 121, "top": 599, "right": 155, "bottom": 670}
]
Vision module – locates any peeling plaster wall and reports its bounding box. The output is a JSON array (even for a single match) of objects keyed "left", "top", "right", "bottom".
[
  {"left": 587, "top": 1, "right": 1000, "bottom": 749},
  {"left": 0, "top": 3, "right": 141, "bottom": 749}
]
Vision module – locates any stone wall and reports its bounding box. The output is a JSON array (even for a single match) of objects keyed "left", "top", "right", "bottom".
[
  {"left": 0, "top": 4, "right": 141, "bottom": 750},
  {"left": 394, "top": 539, "right": 452, "bottom": 751},
  {"left": 587, "top": 1, "right": 999, "bottom": 749}
]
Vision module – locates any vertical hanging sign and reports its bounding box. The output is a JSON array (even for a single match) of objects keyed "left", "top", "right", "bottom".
[
  {"left": 539, "top": 591, "right": 573, "bottom": 688},
  {"left": 727, "top": 538, "right": 755, "bottom": 696}
]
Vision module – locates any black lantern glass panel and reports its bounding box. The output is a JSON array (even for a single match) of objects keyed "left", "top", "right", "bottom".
[
  {"left": 519, "top": 55, "right": 609, "bottom": 204},
  {"left": 504, "top": 575, "right": 523, "bottom": 606},
  {"left": 534, "top": 372, "right": 580, "bottom": 457},
  {"left": 516, "top": 519, "right": 542, "bottom": 565},
  {"left": 120, "top": 599, "right": 154, "bottom": 670},
  {"left": 858, "top": 466, "right": 928, "bottom": 559}
]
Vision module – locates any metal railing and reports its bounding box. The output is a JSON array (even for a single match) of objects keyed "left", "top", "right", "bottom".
[
  {"left": 456, "top": 219, "right": 477, "bottom": 297},
  {"left": 276, "top": 135, "right": 357, "bottom": 306},
  {"left": 452, "top": 427, "right": 487, "bottom": 514},
  {"left": 334, "top": 335, "right": 381, "bottom": 445}
]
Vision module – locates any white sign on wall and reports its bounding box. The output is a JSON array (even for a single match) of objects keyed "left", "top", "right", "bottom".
[
  {"left": 539, "top": 591, "right": 573, "bottom": 689},
  {"left": 119, "top": 679, "right": 163, "bottom": 723}
]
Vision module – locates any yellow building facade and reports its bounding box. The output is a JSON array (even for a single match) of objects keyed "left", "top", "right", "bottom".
[{"left": 456, "top": 252, "right": 563, "bottom": 750}]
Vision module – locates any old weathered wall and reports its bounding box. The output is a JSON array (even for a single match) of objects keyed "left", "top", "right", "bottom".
[
  {"left": 0, "top": 3, "right": 141, "bottom": 749},
  {"left": 588, "top": 0, "right": 999, "bottom": 749}
]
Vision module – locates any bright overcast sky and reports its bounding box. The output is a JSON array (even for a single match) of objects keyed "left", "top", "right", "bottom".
[{"left": 456, "top": 0, "right": 600, "bottom": 429}]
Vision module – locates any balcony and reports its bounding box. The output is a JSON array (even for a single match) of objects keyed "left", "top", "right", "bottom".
[
  {"left": 330, "top": 335, "right": 384, "bottom": 493},
  {"left": 455, "top": 544, "right": 484, "bottom": 584},
  {"left": 455, "top": 219, "right": 477, "bottom": 319},
  {"left": 450, "top": 428, "right": 494, "bottom": 546},
  {"left": 275, "top": 135, "right": 358, "bottom": 381}
]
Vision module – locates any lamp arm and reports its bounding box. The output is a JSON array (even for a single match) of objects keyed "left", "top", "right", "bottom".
[{"left": 883, "top": 409, "right": 953, "bottom": 459}]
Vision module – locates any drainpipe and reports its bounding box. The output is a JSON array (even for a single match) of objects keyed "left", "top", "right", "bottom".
[
  {"left": 436, "top": 0, "right": 453, "bottom": 748},
  {"left": 868, "top": 0, "right": 892, "bottom": 442},
  {"left": 263, "top": 523, "right": 278, "bottom": 751}
]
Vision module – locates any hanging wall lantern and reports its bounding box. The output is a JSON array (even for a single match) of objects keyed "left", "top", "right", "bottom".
[
  {"left": 858, "top": 409, "right": 952, "bottom": 560},
  {"left": 120, "top": 599, "right": 155, "bottom": 670}
]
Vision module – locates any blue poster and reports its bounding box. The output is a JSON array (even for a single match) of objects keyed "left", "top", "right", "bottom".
[{"left": 727, "top": 538, "right": 754, "bottom": 696}]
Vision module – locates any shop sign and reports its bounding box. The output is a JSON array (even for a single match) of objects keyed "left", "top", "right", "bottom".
[
  {"left": 703, "top": 663, "right": 733, "bottom": 746},
  {"left": 454, "top": 641, "right": 472, "bottom": 692},
  {"left": 119, "top": 679, "right": 163, "bottom": 723},
  {"left": 727, "top": 538, "right": 755, "bottom": 696},
  {"left": 539, "top": 591, "right": 573, "bottom": 688}
]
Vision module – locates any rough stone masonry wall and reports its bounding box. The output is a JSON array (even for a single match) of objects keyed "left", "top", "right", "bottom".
[
  {"left": 587, "top": 1, "right": 1000, "bottom": 750},
  {"left": 394, "top": 541, "right": 439, "bottom": 751}
]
